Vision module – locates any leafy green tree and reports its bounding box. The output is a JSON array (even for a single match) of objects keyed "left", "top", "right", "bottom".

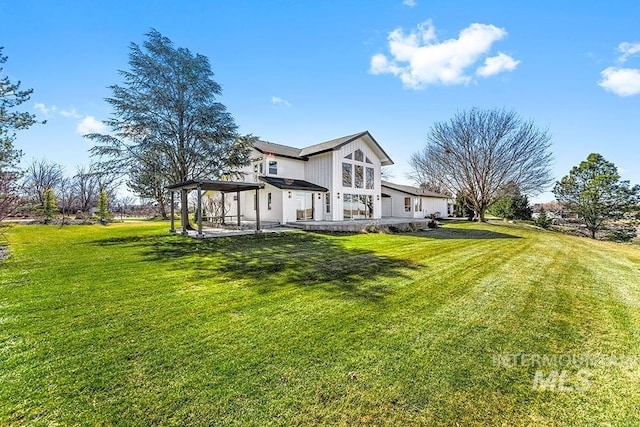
[
  {"left": 97, "top": 189, "right": 111, "bottom": 223},
  {"left": 408, "top": 108, "right": 553, "bottom": 221},
  {"left": 535, "top": 207, "right": 551, "bottom": 229},
  {"left": 42, "top": 187, "right": 56, "bottom": 223},
  {"left": 86, "top": 29, "right": 254, "bottom": 218},
  {"left": 554, "top": 153, "right": 639, "bottom": 239}
]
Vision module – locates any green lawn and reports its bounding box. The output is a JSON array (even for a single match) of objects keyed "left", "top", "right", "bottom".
[{"left": 1, "top": 221, "right": 639, "bottom": 425}]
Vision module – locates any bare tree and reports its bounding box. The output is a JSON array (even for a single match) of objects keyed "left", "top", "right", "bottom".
[
  {"left": 58, "top": 176, "right": 74, "bottom": 224},
  {"left": 71, "top": 165, "right": 120, "bottom": 214},
  {"left": 22, "top": 158, "right": 64, "bottom": 207},
  {"left": 0, "top": 171, "right": 20, "bottom": 222},
  {"left": 408, "top": 108, "right": 553, "bottom": 221},
  {"left": 381, "top": 166, "right": 395, "bottom": 180}
]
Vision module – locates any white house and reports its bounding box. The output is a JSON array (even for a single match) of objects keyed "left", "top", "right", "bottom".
[
  {"left": 223, "top": 131, "right": 450, "bottom": 224},
  {"left": 380, "top": 181, "right": 453, "bottom": 219}
]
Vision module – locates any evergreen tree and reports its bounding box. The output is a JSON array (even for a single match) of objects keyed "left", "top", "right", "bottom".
[
  {"left": 535, "top": 207, "right": 551, "bottom": 229},
  {"left": 554, "top": 153, "right": 639, "bottom": 239},
  {"left": 42, "top": 187, "right": 56, "bottom": 223},
  {"left": 97, "top": 189, "right": 111, "bottom": 223}
]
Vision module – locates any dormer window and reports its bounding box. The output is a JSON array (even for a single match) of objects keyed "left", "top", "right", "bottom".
[{"left": 268, "top": 161, "right": 278, "bottom": 175}]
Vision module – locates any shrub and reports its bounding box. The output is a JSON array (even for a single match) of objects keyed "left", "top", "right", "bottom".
[{"left": 605, "top": 225, "right": 637, "bottom": 242}]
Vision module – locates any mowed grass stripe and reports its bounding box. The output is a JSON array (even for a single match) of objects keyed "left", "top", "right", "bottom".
[{"left": 1, "top": 221, "right": 639, "bottom": 425}]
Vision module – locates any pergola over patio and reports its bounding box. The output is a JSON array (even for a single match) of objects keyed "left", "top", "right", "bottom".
[{"left": 166, "top": 179, "right": 265, "bottom": 238}]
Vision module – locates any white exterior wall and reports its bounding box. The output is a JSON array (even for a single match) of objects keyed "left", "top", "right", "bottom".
[
  {"left": 421, "top": 197, "right": 450, "bottom": 218},
  {"left": 264, "top": 156, "right": 306, "bottom": 179},
  {"left": 305, "top": 152, "right": 332, "bottom": 190},
  {"left": 240, "top": 150, "right": 307, "bottom": 183},
  {"left": 240, "top": 186, "right": 285, "bottom": 223},
  {"left": 382, "top": 187, "right": 451, "bottom": 219}
]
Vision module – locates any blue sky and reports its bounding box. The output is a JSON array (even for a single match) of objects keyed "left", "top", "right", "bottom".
[{"left": 1, "top": 0, "right": 639, "bottom": 202}]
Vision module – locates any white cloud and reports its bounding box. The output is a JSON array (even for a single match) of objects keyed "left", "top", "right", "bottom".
[
  {"left": 77, "top": 116, "right": 107, "bottom": 134},
  {"left": 271, "top": 96, "right": 291, "bottom": 107},
  {"left": 402, "top": 0, "right": 417, "bottom": 7},
  {"left": 34, "top": 102, "right": 56, "bottom": 116},
  {"left": 617, "top": 41, "right": 640, "bottom": 64},
  {"left": 598, "top": 67, "right": 640, "bottom": 96},
  {"left": 476, "top": 52, "right": 520, "bottom": 77},
  {"left": 60, "top": 108, "right": 82, "bottom": 119},
  {"left": 370, "top": 20, "right": 517, "bottom": 89}
]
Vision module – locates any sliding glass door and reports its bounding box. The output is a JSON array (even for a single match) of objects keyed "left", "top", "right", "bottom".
[{"left": 296, "top": 193, "right": 314, "bottom": 220}]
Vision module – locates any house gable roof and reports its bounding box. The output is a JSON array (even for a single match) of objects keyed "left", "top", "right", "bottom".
[
  {"left": 300, "top": 131, "right": 394, "bottom": 166},
  {"left": 381, "top": 180, "right": 449, "bottom": 198},
  {"left": 251, "top": 131, "right": 394, "bottom": 165},
  {"left": 252, "top": 140, "right": 305, "bottom": 160}
]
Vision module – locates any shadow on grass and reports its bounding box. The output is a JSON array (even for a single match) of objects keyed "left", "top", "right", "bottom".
[
  {"left": 91, "top": 232, "right": 422, "bottom": 300},
  {"left": 414, "top": 227, "right": 522, "bottom": 240}
]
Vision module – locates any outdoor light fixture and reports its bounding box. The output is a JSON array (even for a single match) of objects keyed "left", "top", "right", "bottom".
[
  {"left": 337, "top": 193, "right": 340, "bottom": 199},
  {"left": 288, "top": 191, "right": 292, "bottom": 198},
  {"left": 318, "top": 193, "right": 321, "bottom": 199},
  {"left": 377, "top": 195, "right": 380, "bottom": 200}
]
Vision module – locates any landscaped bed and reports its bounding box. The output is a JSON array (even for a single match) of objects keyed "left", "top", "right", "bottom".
[{"left": 1, "top": 221, "right": 639, "bottom": 425}]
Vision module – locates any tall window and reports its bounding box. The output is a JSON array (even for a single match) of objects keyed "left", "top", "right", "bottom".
[
  {"left": 354, "top": 165, "right": 364, "bottom": 188},
  {"left": 343, "top": 150, "right": 375, "bottom": 190},
  {"left": 343, "top": 194, "right": 373, "bottom": 219},
  {"left": 365, "top": 167, "right": 374, "bottom": 189},
  {"left": 343, "top": 194, "right": 352, "bottom": 219},
  {"left": 342, "top": 162, "right": 352, "bottom": 187},
  {"left": 404, "top": 197, "right": 411, "bottom": 212},
  {"left": 415, "top": 198, "right": 422, "bottom": 212},
  {"left": 268, "top": 161, "right": 277, "bottom": 175},
  {"left": 325, "top": 193, "right": 331, "bottom": 214},
  {"left": 267, "top": 192, "right": 272, "bottom": 210}
]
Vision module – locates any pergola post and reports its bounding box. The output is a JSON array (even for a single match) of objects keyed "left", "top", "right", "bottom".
[
  {"left": 255, "top": 188, "right": 261, "bottom": 233},
  {"left": 169, "top": 191, "right": 175, "bottom": 232},
  {"left": 221, "top": 192, "right": 225, "bottom": 225},
  {"left": 196, "top": 184, "right": 203, "bottom": 238},
  {"left": 236, "top": 190, "right": 241, "bottom": 229},
  {"left": 181, "top": 188, "right": 188, "bottom": 236}
]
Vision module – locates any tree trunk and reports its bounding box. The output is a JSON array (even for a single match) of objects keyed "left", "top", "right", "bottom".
[{"left": 157, "top": 197, "right": 167, "bottom": 219}]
